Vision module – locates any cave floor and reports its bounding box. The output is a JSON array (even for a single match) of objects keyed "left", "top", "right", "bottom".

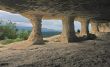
[{"left": 0, "top": 40, "right": 110, "bottom": 67}]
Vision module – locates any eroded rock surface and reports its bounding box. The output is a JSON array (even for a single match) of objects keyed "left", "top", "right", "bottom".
[
  {"left": 0, "top": 40, "right": 110, "bottom": 67},
  {"left": 98, "top": 23, "right": 110, "bottom": 32},
  {"left": 0, "top": 0, "right": 110, "bottom": 20},
  {"left": 90, "top": 18, "right": 99, "bottom": 34}
]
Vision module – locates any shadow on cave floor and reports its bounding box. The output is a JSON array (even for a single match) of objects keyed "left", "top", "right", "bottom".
[
  {"left": 43, "top": 33, "right": 98, "bottom": 43},
  {"left": 77, "top": 33, "right": 97, "bottom": 42}
]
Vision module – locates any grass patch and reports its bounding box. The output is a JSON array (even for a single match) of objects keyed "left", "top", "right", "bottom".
[{"left": 0, "top": 38, "right": 23, "bottom": 45}]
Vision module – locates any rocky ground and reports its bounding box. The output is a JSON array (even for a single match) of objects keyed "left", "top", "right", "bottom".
[{"left": 0, "top": 39, "right": 110, "bottom": 67}]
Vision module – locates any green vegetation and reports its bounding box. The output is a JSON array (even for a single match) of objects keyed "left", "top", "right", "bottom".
[
  {"left": 16, "top": 30, "right": 31, "bottom": 40},
  {"left": 0, "top": 22, "right": 30, "bottom": 45},
  {"left": 0, "top": 38, "right": 23, "bottom": 45},
  {"left": 0, "top": 22, "right": 16, "bottom": 40}
]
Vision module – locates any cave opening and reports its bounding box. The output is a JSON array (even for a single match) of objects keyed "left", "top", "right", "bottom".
[{"left": 42, "top": 20, "right": 62, "bottom": 38}]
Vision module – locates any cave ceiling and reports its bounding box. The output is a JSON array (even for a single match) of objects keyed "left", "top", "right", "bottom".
[{"left": 0, "top": 0, "right": 110, "bottom": 21}]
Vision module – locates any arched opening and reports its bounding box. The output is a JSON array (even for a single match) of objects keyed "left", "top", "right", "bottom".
[
  {"left": 42, "top": 20, "right": 62, "bottom": 42},
  {"left": 0, "top": 10, "right": 97, "bottom": 44},
  {"left": 89, "top": 23, "right": 92, "bottom": 33},
  {"left": 74, "top": 21, "right": 81, "bottom": 35},
  {"left": 0, "top": 10, "right": 64, "bottom": 44},
  {"left": 42, "top": 20, "right": 62, "bottom": 37},
  {"left": 0, "top": 10, "right": 32, "bottom": 44}
]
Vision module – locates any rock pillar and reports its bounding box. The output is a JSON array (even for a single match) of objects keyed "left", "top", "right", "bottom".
[
  {"left": 80, "top": 17, "right": 89, "bottom": 36},
  {"left": 90, "top": 18, "right": 99, "bottom": 34},
  {"left": 61, "top": 16, "right": 77, "bottom": 43},
  {"left": 22, "top": 13, "right": 44, "bottom": 45}
]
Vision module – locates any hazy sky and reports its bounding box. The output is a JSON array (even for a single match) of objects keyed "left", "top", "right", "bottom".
[{"left": 0, "top": 10, "right": 82, "bottom": 31}]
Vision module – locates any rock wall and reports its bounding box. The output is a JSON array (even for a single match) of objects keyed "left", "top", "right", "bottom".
[{"left": 98, "top": 23, "right": 110, "bottom": 32}]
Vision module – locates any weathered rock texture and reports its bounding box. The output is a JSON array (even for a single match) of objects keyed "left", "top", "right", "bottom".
[
  {"left": 0, "top": 0, "right": 110, "bottom": 20},
  {"left": 96, "top": 32, "right": 110, "bottom": 40},
  {"left": 61, "top": 16, "right": 77, "bottom": 42},
  {"left": 22, "top": 14, "right": 44, "bottom": 44},
  {"left": 90, "top": 18, "right": 99, "bottom": 34},
  {"left": 0, "top": 40, "right": 110, "bottom": 67},
  {"left": 77, "top": 16, "right": 89, "bottom": 36},
  {"left": 98, "top": 22, "right": 110, "bottom": 32}
]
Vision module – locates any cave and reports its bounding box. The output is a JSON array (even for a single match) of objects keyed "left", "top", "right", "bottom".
[{"left": 0, "top": 0, "right": 110, "bottom": 44}]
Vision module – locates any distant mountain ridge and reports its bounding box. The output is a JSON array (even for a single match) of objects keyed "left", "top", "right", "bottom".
[{"left": 16, "top": 26, "right": 61, "bottom": 32}]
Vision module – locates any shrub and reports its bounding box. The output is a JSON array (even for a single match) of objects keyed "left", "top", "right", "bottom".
[
  {"left": 0, "top": 21, "right": 32, "bottom": 44},
  {"left": 0, "top": 22, "right": 17, "bottom": 40},
  {"left": 17, "top": 30, "right": 31, "bottom": 40},
  {"left": 0, "top": 21, "right": 31, "bottom": 40}
]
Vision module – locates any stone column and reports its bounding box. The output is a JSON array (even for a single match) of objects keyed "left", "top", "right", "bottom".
[
  {"left": 80, "top": 17, "right": 89, "bottom": 36},
  {"left": 61, "top": 16, "right": 77, "bottom": 43},
  {"left": 22, "top": 13, "right": 44, "bottom": 45},
  {"left": 90, "top": 19, "right": 99, "bottom": 34}
]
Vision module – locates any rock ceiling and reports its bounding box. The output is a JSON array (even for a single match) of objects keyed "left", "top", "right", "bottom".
[{"left": 0, "top": 0, "right": 110, "bottom": 21}]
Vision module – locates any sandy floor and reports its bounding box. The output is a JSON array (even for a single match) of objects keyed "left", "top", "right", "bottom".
[{"left": 0, "top": 40, "right": 110, "bottom": 67}]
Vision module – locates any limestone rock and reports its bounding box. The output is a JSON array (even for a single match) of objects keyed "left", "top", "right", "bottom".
[
  {"left": 96, "top": 32, "right": 110, "bottom": 40},
  {"left": 62, "top": 16, "right": 78, "bottom": 42},
  {"left": 98, "top": 23, "right": 110, "bottom": 32},
  {"left": 0, "top": 0, "right": 110, "bottom": 20},
  {"left": 90, "top": 18, "right": 99, "bottom": 34},
  {"left": 78, "top": 16, "right": 89, "bottom": 36},
  {"left": 24, "top": 14, "right": 44, "bottom": 45}
]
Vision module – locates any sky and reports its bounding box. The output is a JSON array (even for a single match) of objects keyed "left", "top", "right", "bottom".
[{"left": 0, "top": 10, "right": 83, "bottom": 31}]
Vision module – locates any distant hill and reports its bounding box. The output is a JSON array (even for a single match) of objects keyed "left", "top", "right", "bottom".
[
  {"left": 16, "top": 26, "right": 61, "bottom": 37},
  {"left": 16, "top": 26, "right": 61, "bottom": 32},
  {"left": 16, "top": 26, "right": 32, "bottom": 30}
]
